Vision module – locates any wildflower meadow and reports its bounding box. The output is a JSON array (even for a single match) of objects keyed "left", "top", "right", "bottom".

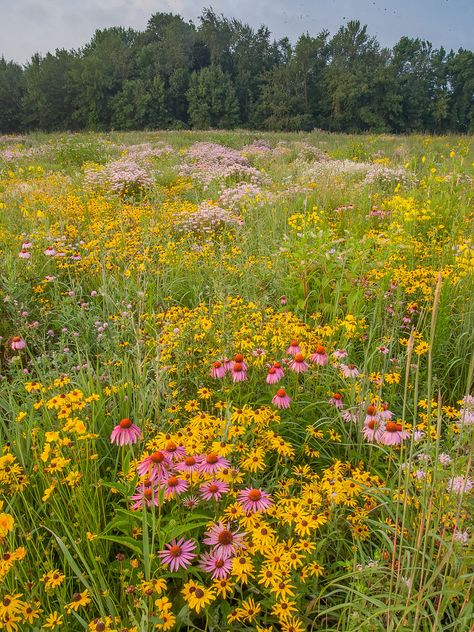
[{"left": 0, "top": 130, "right": 473, "bottom": 631}]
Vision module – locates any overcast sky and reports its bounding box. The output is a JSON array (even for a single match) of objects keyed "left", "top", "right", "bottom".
[{"left": 1, "top": 0, "right": 472, "bottom": 64}]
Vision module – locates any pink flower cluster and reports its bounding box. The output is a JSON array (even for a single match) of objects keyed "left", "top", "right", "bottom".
[
  {"left": 175, "top": 202, "right": 243, "bottom": 235},
  {"left": 85, "top": 158, "right": 154, "bottom": 196},
  {"left": 218, "top": 182, "right": 265, "bottom": 210},
  {"left": 180, "top": 142, "right": 265, "bottom": 186}
]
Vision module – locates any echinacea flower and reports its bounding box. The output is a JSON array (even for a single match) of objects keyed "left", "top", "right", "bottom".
[
  {"left": 110, "top": 418, "right": 142, "bottom": 446},
  {"left": 237, "top": 487, "right": 272, "bottom": 514},
  {"left": 160, "top": 475, "right": 188, "bottom": 497},
  {"left": 175, "top": 455, "right": 199, "bottom": 474},
  {"left": 11, "top": 336, "right": 26, "bottom": 351},
  {"left": 199, "top": 551, "right": 233, "bottom": 579},
  {"left": 18, "top": 249, "right": 31, "bottom": 259},
  {"left": 44, "top": 246, "right": 56, "bottom": 256},
  {"left": 272, "top": 388, "right": 291, "bottom": 409},
  {"left": 158, "top": 538, "right": 196, "bottom": 572},
  {"left": 378, "top": 421, "right": 409, "bottom": 445},
  {"left": 340, "top": 363, "right": 360, "bottom": 378},
  {"left": 233, "top": 353, "right": 248, "bottom": 370},
  {"left": 287, "top": 340, "right": 301, "bottom": 356},
  {"left": 130, "top": 479, "right": 161, "bottom": 510},
  {"left": 210, "top": 361, "right": 226, "bottom": 379},
  {"left": 137, "top": 451, "right": 170, "bottom": 480},
  {"left": 310, "top": 346, "right": 328, "bottom": 365},
  {"left": 203, "top": 521, "right": 246, "bottom": 556},
  {"left": 329, "top": 393, "right": 343, "bottom": 408},
  {"left": 200, "top": 480, "right": 229, "bottom": 501},
  {"left": 289, "top": 353, "right": 309, "bottom": 373},
  {"left": 266, "top": 366, "right": 282, "bottom": 384},
  {"left": 162, "top": 441, "right": 187, "bottom": 462},
  {"left": 333, "top": 349, "right": 348, "bottom": 359},
  {"left": 197, "top": 452, "right": 230, "bottom": 475},
  {"left": 231, "top": 362, "right": 247, "bottom": 382},
  {"left": 362, "top": 417, "right": 383, "bottom": 443}
]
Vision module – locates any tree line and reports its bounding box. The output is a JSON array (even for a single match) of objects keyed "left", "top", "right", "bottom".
[{"left": 1, "top": 9, "right": 473, "bottom": 134}]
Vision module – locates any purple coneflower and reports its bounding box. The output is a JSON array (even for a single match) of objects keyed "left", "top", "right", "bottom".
[
  {"left": 340, "top": 363, "right": 360, "bottom": 378},
  {"left": 162, "top": 441, "right": 187, "bottom": 462},
  {"left": 11, "top": 336, "right": 26, "bottom": 351},
  {"left": 289, "top": 353, "right": 309, "bottom": 373},
  {"left": 266, "top": 366, "right": 281, "bottom": 384},
  {"left": 310, "top": 346, "right": 328, "bottom": 365},
  {"left": 160, "top": 475, "right": 188, "bottom": 498},
  {"left": 158, "top": 538, "right": 196, "bottom": 572},
  {"left": 362, "top": 418, "right": 383, "bottom": 443},
  {"left": 287, "top": 340, "right": 301, "bottom": 356},
  {"left": 44, "top": 246, "right": 56, "bottom": 256},
  {"left": 110, "top": 418, "right": 142, "bottom": 446},
  {"left": 231, "top": 362, "right": 247, "bottom": 383},
  {"left": 329, "top": 393, "right": 343, "bottom": 408},
  {"left": 137, "top": 451, "right": 170, "bottom": 480},
  {"left": 175, "top": 455, "right": 199, "bottom": 474},
  {"left": 199, "top": 551, "right": 233, "bottom": 579},
  {"left": 237, "top": 487, "right": 272, "bottom": 514},
  {"left": 211, "top": 361, "right": 226, "bottom": 379},
  {"left": 203, "top": 522, "right": 246, "bottom": 556},
  {"left": 197, "top": 452, "right": 230, "bottom": 475},
  {"left": 272, "top": 388, "right": 291, "bottom": 409},
  {"left": 378, "top": 422, "right": 409, "bottom": 445},
  {"left": 18, "top": 249, "right": 31, "bottom": 259},
  {"left": 182, "top": 495, "right": 200, "bottom": 509},
  {"left": 130, "top": 479, "right": 160, "bottom": 510},
  {"left": 200, "top": 480, "right": 229, "bottom": 501},
  {"left": 333, "top": 349, "right": 348, "bottom": 359}
]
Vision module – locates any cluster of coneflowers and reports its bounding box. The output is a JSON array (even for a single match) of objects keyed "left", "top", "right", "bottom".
[
  {"left": 210, "top": 342, "right": 408, "bottom": 446},
  {"left": 109, "top": 420, "right": 272, "bottom": 581}
]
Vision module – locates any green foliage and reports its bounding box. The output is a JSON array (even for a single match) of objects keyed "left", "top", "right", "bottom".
[
  {"left": 187, "top": 65, "right": 240, "bottom": 129},
  {"left": 0, "top": 11, "right": 473, "bottom": 133}
]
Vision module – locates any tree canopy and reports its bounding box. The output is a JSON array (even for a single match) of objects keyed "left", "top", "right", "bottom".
[{"left": 1, "top": 10, "right": 473, "bottom": 133}]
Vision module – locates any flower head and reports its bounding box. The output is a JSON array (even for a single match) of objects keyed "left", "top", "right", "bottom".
[
  {"left": 203, "top": 521, "right": 246, "bottom": 556},
  {"left": 158, "top": 538, "right": 196, "bottom": 572},
  {"left": 272, "top": 388, "right": 291, "bottom": 409},
  {"left": 10, "top": 336, "right": 26, "bottom": 351},
  {"left": 237, "top": 487, "right": 272, "bottom": 514},
  {"left": 110, "top": 418, "right": 142, "bottom": 446}
]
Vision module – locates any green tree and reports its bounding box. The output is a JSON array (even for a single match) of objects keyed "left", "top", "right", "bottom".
[
  {"left": 110, "top": 77, "right": 166, "bottom": 129},
  {"left": 187, "top": 65, "right": 240, "bottom": 128},
  {"left": 0, "top": 58, "right": 25, "bottom": 132}
]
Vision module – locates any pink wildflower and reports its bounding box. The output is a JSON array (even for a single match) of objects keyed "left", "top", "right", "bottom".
[
  {"left": 211, "top": 361, "right": 226, "bottom": 379},
  {"left": 11, "top": 336, "right": 26, "bottom": 351},
  {"left": 289, "top": 353, "right": 309, "bottom": 373},
  {"left": 110, "top": 418, "right": 142, "bottom": 446},
  {"left": 310, "top": 346, "right": 328, "bottom": 365},
  {"left": 158, "top": 538, "right": 196, "bottom": 572},
  {"left": 200, "top": 480, "right": 229, "bottom": 501},
  {"left": 272, "top": 388, "right": 291, "bottom": 409},
  {"left": 199, "top": 551, "right": 233, "bottom": 579},
  {"left": 237, "top": 487, "right": 272, "bottom": 514},
  {"left": 203, "top": 522, "right": 246, "bottom": 556},
  {"left": 287, "top": 340, "right": 301, "bottom": 356},
  {"left": 378, "top": 422, "right": 409, "bottom": 445}
]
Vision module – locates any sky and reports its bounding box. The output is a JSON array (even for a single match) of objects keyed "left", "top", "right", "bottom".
[{"left": 0, "top": 0, "right": 473, "bottom": 64}]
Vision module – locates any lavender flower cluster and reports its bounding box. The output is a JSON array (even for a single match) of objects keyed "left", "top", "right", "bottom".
[
  {"left": 174, "top": 202, "right": 243, "bottom": 235},
  {"left": 364, "top": 164, "right": 416, "bottom": 187},
  {"left": 0, "top": 145, "right": 46, "bottom": 162},
  {"left": 85, "top": 159, "right": 154, "bottom": 196},
  {"left": 84, "top": 142, "right": 173, "bottom": 196},
  {"left": 217, "top": 182, "right": 265, "bottom": 210},
  {"left": 180, "top": 142, "right": 264, "bottom": 186}
]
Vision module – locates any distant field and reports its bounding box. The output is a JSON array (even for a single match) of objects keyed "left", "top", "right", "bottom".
[{"left": 0, "top": 130, "right": 473, "bottom": 631}]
